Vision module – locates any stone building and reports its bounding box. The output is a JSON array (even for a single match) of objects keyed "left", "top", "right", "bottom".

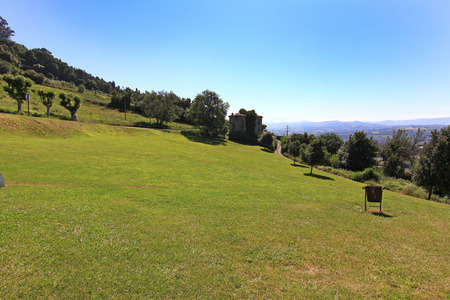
[{"left": 229, "top": 112, "right": 263, "bottom": 137}]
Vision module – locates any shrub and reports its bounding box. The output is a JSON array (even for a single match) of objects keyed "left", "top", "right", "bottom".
[
  {"left": 351, "top": 167, "right": 381, "bottom": 183},
  {"left": 23, "top": 70, "right": 45, "bottom": 84}
]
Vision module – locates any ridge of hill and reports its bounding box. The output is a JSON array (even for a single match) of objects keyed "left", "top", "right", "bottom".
[{"left": 267, "top": 118, "right": 450, "bottom": 139}]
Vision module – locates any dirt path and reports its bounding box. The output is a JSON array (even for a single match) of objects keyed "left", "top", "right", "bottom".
[{"left": 275, "top": 140, "right": 288, "bottom": 159}]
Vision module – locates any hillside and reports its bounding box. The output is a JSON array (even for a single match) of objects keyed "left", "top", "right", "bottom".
[{"left": 1, "top": 114, "right": 449, "bottom": 298}]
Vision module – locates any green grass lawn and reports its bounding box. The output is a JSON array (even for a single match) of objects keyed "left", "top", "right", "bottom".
[{"left": 1, "top": 114, "right": 449, "bottom": 299}]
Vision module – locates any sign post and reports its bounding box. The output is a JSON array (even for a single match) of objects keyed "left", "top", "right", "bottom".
[{"left": 26, "top": 93, "right": 30, "bottom": 116}]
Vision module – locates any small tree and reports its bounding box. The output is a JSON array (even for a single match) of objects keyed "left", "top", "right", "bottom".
[
  {"left": 37, "top": 90, "right": 56, "bottom": 117},
  {"left": 2, "top": 74, "right": 33, "bottom": 113},
  {"left": 289, "top": 140, "right": 301, "bottom": 165},
  {"left": 260, "top": 132, "right": 274, "bottom": 151},
  {"left": 59, "top": 92, "right": 82, "bottom": 120},
  {"left": 301, "top": 138, "right": 326, "bottom": 174}
]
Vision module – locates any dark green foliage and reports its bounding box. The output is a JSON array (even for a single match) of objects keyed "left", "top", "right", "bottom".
[
  {"left": 37, "top": 90, "right": 56, "bottom": 117},
  {"left": 301, "top": 138, "right": 326, "bottom": 174},
  {"left": 351, "top": 167, "right": 381, "bottom": 183},
  {"left": 2, "top": 74, "right": 33, "bottom": 112},
  {"left": 380, "top": 129, "right": 425, "bottom": 179},
  {"left": 320, "top": 132, "right": 343, "bottom": 155},
  {"left": 59, "top": 92, "right": 82, "bottom": 120},
  {"left": 77, "top": 84, "right": 85, "bottom": 93},
  {"left": 414, "top": 126, "right": 450, "bottom": 199},
  {"left": 340, "top": 130, "right": 378, "bottom": 171},
  {"left": 0, "top": 60, "right": 13, "bottom": 74},
  {"left": 259, "top": 132, "right": 274, "bottom": 151},
  {"left": 0, "top": 16, "right": 14, "bottom": 40},
  {"left": 23, "top": 69, "right": 45, "bottom": 84},
  {"left": 0, "top": 37, "right": 115, "bottom": 94},
  {"left": 239, "top": 108, "right": 257, "bottom": 137},
  {"left": 289, "top": 140, "right": 301, "bottom": 165},
  {"left": 174, "top": 97, "right": 191, "bottom": 123},
  {"left": 290, "top": 132, "right": 315, "bottom": 145},
  {"left": 189, "top": 90, "right": 229, "bottom": 137},
  {"left": 139, "top": 90, "right": 183, "bottom": 125}
]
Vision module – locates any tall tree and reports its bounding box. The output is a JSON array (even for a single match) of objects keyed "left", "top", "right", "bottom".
[
  {"left": 259, "top": 132, "right": 274, "bottom": 151},
  {"left": 414, "top": 126, "right": 450, "bottom": 199},
  {"left": 340, "top": 131, "right": 379, "bottom": 171},
  {"left": 59, "top": 92, "right": 82, "bottom": 120},
  {"left": 381, "top": 129, "right": 426, "bottom": 178},
  {"left": 189, "top": 90, "right": 229, "bottom": 137},
  {"left": 139, "top": 91, "right": 183, "bottom": 125},
  {"left": 320, "top": 133, "right": 343, "bottom": 155},
  {"left": 0, "top": 16, "right": 15, "bottom": 40},
  {"left": 37, "top": 90, "right": 56, "bottom": 117},
  {"left": 2, "top": 74, "right": 33, "bottom": 113}
]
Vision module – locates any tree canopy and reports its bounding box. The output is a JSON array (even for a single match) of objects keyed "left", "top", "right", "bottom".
[
  {"left": 0, "top": 16, "right": 14, "bottom": 40},
  {"left": 340, "top": 131, "right": 378, "bottom": 171},
  {"left": 301, "top": 138, "right": 326, "bottom": 174},
  {"left": 37, "top": 90, "right": 56, "bottom": 117},
  {"left": 59, "top": 92, "right": 82, "bottom": 120},
  {"left": 414, "top": 126, "right": 450, "bottom": 199},
  {"left": 139, "top": 91, "right": 183, "bottom": 125},
  {"left": 2, "top": 74, "right": 33, "bottom": 112},
  {"left": 189, "top": 90, "right": 229, "bottom": 137}
]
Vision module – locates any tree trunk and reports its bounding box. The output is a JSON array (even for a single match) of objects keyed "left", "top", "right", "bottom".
[
  {"left": 17, "top": 101, "right": 22, "bottom": 113},
  {"left": 428, "top": 188, "right": 432, "bottom": 200},
  {"left": 47, "top": 106, "right": 50, "bottom": 117},
  {"left": 310, "top": 166, "right": 313, "bottom": 174}
]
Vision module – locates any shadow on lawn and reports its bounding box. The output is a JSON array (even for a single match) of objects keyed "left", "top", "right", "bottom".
[
  {"left": 304, "top": 173, "right": 334, "bottom": 181},
  {"left": 260, "top": 148, "right": 274, "bottom": 154},
  {"left": 181, "top": 131, "right": 227, "bottom": 146},
  {"left": 371, "top": 211, "right": 393, "bottom": 218},
  {"left": 291, "top": 163, "right": 308, "bottom": 168}
]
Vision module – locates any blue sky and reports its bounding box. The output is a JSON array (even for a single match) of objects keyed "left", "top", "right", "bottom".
[{"left": 2, "top": 0, "right": 450, "bottom": 122}]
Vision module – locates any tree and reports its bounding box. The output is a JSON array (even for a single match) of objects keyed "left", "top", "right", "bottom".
[
  {"left": 37, "top": 90, "right": 56, "bottom": 117},
  {"left": 320, "top": 133, "right": 343, "bottom": 155},
  {"left": 301, "top": 138, "right": 326, "bottom": 174},
  {"left": 2, "top": 74, "right": 33, "bottom": 113},
  {"left": 414, "top": 126, "right": 450, "bottom": 199},
  {"left": 289, "top": 140, "right": 301, "bottom": 165},
  {"left": 189, "top": 90, "right": 229, "bottom": 137},
  {"left": 0, "top": 17, "right": 15, "bottom": 40},
  {"left": 381, "top": 129, "right": 426, "bottom": 178},
  {"left": 59, "top": 92, "right": 82, "bottom": 120},
  {"left": 139, "top": 91, "right": 183, "bottom": 125},
  {"left": 340, "top": 131, "right": 378, "bottom": 171},
  {"left": 259, "top": 132, "right": 274, "bottom": 151}
]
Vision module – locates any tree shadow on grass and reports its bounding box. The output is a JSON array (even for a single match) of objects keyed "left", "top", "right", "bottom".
[
  {"left": 291, "top": 163, "right": 308, "bottom": 168},
  {"left": 181, "top": 131, "right": 227, "bottom": 146},
  {"left": 260, "top": 148, "right": 273, "bottom": 154},
  {"left": 304, "top": 173, "right": 335, "bottom": 181},
  {"left": 134, "top": 121, "right": 169, "bottom": 129},
  {"left": 371, "top": 211, "right": 393, "bottom": 218}
]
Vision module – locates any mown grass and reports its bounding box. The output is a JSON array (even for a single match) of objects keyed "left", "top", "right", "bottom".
[{"left": 0, "top": 114, "right": 449, "bottom": 299}]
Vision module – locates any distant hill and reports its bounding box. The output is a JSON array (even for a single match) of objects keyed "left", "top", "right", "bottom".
[{"left": 266, "top": 117, "right": 450, "bottom": 140}]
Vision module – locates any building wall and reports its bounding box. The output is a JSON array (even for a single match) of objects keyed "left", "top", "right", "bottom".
[{"left": 229, "top": 114, "right": 264, "bottom": 136}]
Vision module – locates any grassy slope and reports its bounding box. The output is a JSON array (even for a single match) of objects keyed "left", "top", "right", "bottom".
[
  {"left": 0, "top": 114, "right": 449, "bottom": 299},
  {"left": 0, "top": 79, "right": 195, "bottom": 131}
]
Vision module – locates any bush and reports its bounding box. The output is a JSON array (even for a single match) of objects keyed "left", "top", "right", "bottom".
[
  {"left": 0, "top": 60, "right": 13, "bottom": 74},
  {"left": 23, "top": 70, "right": 45, "bottom": 84},
  {"left": 351, "top": 167, "right": 381, "bottom": 183}
]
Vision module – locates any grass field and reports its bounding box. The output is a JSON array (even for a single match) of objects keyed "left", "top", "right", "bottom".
[{"left": 1, "top": 114, "right": 449, "bottom": 299}]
